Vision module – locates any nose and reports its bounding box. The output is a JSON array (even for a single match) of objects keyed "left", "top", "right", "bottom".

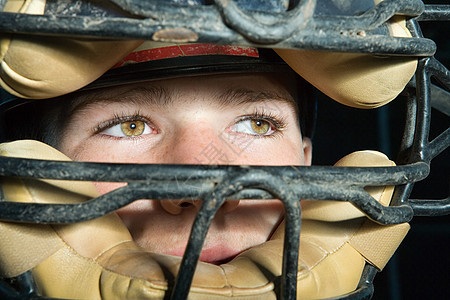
[
  {"left": 160, "top": 199, "right": 240, "bottom": 215},
  {"left": 159, "top": 121, "right": 240, "bottom": 214},
  {"left": 163, "top": 121, "right": 234, "bottom": 165}
]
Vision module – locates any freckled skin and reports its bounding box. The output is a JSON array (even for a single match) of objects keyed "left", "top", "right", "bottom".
[{"left": 59, "top": 74, "right": 312, "bottom": 263}]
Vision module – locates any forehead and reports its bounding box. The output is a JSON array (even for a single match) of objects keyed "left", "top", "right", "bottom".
[{"left": 68, "top": 72, "right": 299, "bottom": 112}]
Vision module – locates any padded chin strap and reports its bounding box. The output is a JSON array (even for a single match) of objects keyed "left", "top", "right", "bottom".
[{"left": 0, "top": 140, "right": 409, "bottom": 299}]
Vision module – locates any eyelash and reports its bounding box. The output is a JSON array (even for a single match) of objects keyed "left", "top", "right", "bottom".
[
  {"left": 94, "top": 112, "right": 154, "bottom": 137},
  {"left": 234, "top": 109, "right": 287, "bottom": 138},
  {"left": 93, "top": 109, "right": 286, "bottom": 138}
]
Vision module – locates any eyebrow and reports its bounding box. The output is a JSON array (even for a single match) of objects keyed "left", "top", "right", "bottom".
[
  {"left": 216, "top": 88, "right": 298, "bottom": 113},
  {"left": 67, "top": 86, "right": 170, "bottom": 114},
  {"left": 68, "top": 84, "right": 298, "bottom": 115}
]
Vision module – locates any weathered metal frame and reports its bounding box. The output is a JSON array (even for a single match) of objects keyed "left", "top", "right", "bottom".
[
  {"left": 0, "top": 0, "right": 449, "bottom": 299},
  {"left": 0, "top": 0, "right": 437, "bottom": 55}
]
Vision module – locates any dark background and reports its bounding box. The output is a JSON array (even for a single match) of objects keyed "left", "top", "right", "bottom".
[{"left": 312, "top": 1, "right": 449, "bottom": 298}]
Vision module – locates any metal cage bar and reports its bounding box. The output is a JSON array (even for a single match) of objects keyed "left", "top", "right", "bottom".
[{"left": 0, "top": 159, "right": 429, "bottom": 224}]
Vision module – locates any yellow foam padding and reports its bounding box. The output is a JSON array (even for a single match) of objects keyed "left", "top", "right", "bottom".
[
  {"left": 0, "top": 0, "right": 143, "bottom": 99},
  {"left": 275, "top": 0, "right": 418, "bottom": 108},
  {"left": 0, "top": 140, "right": 409, "bottom": 299}
]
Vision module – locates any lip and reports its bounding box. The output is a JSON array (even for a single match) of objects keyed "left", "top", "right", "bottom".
[{"left": 166, "top": 244, "right": 240, "bottom": 265}]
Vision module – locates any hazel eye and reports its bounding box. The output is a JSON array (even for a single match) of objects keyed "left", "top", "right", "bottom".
[
  {"left": 250, "top": 119, "right": 270, "bottom": 135},
  {"left": 102, "top": 120, "right": 152, "bottom": 137},
  {"left": 231, "top": 118, "right": 275, "bottom": 136},
  {"left": 121, "top": 121, "right": 145, "bottom": 136}
]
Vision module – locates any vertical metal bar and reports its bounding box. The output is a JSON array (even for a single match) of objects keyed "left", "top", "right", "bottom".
[
  {"left": 397, "top": 90, "right": 417, "bottom": 163},
  {"left": 412, "top": 58, "right": 432, "bottom": 162},
  {"left": 391, "top": 87, "right": 416, "bottom": 207},
  {"left": 171, "top": 191, "right": 227, "bottom": 299},
  {"left": 393, "top": 54, "right": 433, "bottom": 207},
  {"left": 280, "top": 195, "right": 301, "bottom": 300}
]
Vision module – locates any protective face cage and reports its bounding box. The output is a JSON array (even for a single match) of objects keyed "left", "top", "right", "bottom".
[{"left": 0, "top": 0, "right": 448, "bottom": 299}]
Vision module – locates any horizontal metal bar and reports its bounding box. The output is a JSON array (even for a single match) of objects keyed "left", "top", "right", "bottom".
[
  {"left": 417, "top": 4, "right": 450, "bottom": 21},
  {"left": 0, "top": 7, "right": 436, "bottom": 56},
  {"left": 427, "top": 127, "right": 450, "bottom": 161},
  {"left": 430, "top": 85, "right": 450, "bottom": 117},
  {"left": 0, "top": 156, "right": 430, "bottom": 185},
  {"left": 311, "top": 0, "right": 424, "bottom": 31},
  {"left": 428, "top": 58, "right": 450, "bottom": 94},
  {"left": 409, "top": 197, "right": 450, "bottom": 216},
  {"left": 0, "top": 171, "right": 419, "bottom": 225}
]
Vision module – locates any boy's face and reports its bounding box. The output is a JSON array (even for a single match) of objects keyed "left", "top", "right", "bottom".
[{"left": 58, "top": 73, "right": 312, "bottom": 264}]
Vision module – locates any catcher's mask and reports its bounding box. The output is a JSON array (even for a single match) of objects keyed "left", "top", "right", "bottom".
[{"left": 0, "top": 0, "right": 448, "bottom": 299}]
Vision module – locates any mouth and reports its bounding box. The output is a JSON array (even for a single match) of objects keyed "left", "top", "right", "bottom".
[{"left": 115, "top": 198, "right": 285, "bottom": 266}]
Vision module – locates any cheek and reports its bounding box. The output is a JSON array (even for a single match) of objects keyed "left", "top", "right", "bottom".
[
  {"left": 236, "top": 140, "right": 305, "bottom": 165},
  {"left": 63, "top": 138, "right": 167, "bottom": 164},
  {"left": 61, "top": 138, "right": 117, "bottom": 162}
]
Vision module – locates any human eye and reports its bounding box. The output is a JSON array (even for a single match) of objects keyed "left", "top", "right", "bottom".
[
  {"left": 96, "top": 115, "right": 155, "bottom": 138},
  {"left": 230, "top": 112, "right": 286, "bottom": 137}
]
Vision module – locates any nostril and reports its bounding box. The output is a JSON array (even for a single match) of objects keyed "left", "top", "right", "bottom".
[
  {"left": 179, "top": 201, "right": 193, "bottom": 208},
  {"left": 179, "top": 199, "right": 202, "bottom": 208},
  {"left": 159, "top": 199, "right": 203, "bottom": 215}
]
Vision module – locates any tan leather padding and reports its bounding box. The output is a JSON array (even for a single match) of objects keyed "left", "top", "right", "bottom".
[
  {"left": 0, "top": 140, "right": 409, "bottom": 299},
  {"left": 3, "top": 0, "right": 415, "bottom": 108},
  {"left": 0, "top": 0, "right": 143, "bottom": 99},
  {"left": 302, "top": 150, "right": 396, "bottom": 222},
  {"left": 348, "top": 220, "right": 409, "bottom": 270},
  {"left": 275, "top": 1, "right": 418, "bottom": 108}
]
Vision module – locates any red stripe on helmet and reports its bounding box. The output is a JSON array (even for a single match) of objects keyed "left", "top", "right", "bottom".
[{"left": 114, "top": 44, "right": 259, "bottom": 68}]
